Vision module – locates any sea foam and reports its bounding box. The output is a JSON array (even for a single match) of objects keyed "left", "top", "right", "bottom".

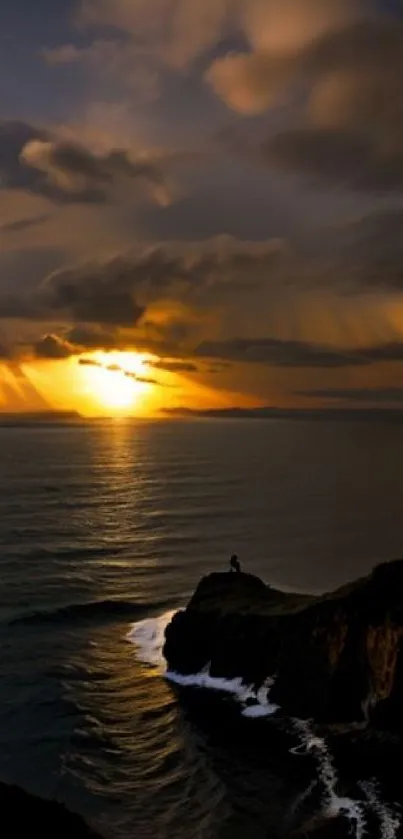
[
  {"left": 167, "top": 669, "right": 279, "bottom": 718},
  {"left": 359, "top": 781, "right": 401, "bottom": 839},
  {"left": 126, "top": 610, "right": 176, "bottom": 669},
  {"left": 292, "top": 719, "right": 366, "bottom": 839}
]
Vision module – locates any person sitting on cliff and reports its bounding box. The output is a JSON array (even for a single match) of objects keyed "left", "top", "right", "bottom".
[{"left": 230, "top": 554, "right": 241, "bottom": 573}]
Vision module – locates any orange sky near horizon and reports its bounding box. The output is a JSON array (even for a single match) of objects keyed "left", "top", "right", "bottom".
[
  {"left": 3, "top": 344, "right": 403, "bottom": 417},
  {"left": 0, "top": 352, "right": 264, "bottom": 417}
]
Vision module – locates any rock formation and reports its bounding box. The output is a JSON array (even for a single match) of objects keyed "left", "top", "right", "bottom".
[{"left": 164, "top": 559, "right": 403, "bottom": 729}]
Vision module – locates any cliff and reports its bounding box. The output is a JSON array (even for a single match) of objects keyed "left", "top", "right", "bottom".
[{"left": 164, "top": 560, "right": 403, "bottom": 729}]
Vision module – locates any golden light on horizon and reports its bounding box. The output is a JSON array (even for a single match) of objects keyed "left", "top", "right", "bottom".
[
  {"left": 80, "top": 351, "right": 154, "bottom": 414},
  {"left": 86, "top": 366, "right": 140, "bottom": 411},
  {"left": 1, "top": 348, "right": 260, "bottom": 419}
]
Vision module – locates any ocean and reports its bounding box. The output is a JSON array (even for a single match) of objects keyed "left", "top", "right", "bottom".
[{"left": 2, "top": 417, "right": 403, "bottom": 838}]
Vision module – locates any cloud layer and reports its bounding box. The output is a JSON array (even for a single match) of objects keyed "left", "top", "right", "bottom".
[
  {"left": 4, "top": 0, "right": 403, "bottom": 414},
  {"left": 4, "top": 219, "right": 403, "bottom": 367},
  {"left": 208, "top": 11, "right": 403, "bottom": 191},
  {"left": 0, "top": 237, "right": 284, "bottom": 328},
  {"left": 0, "top": 120, "right": 172, "bottom": 205}
]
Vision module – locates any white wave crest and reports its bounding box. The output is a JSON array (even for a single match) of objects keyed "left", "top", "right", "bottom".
[
  {"left": 291, "top": 719, "right": 366, "bottom": 839},
  {"left": 167, "top": 669, "right": 279, "bottom": 718},
  {"left": 126, "top": 610, "right": 176, "bottom": 669},
  {"left": 360, "top": 780, "right": 401, "bottom": 839}
]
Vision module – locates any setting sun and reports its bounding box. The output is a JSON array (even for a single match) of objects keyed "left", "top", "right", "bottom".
[
  {"left": 80, "top": 351, "right": 155, "bottom": 414},
  {"left": 88, "top": 366, "right": 139, "bottom": 410}
]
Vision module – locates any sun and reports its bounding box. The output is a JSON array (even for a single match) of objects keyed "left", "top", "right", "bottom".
[
  {"left": 80, "top": 351, "right": 154, "bottom": 414},
  {"left": 91, "top": 367, "right": 139, "bottom": 410}
]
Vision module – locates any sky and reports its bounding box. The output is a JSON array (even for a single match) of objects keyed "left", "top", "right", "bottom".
[{"left": 1, "top": 0, "right": 403, "bottom": 416}]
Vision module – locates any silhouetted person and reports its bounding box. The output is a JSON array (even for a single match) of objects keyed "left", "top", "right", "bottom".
[{"left": 230, "top": 554, "right": 241, "bottom": 573}]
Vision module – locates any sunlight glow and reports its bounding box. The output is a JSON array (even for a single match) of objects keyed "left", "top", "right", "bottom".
[
  {"left": 90, "top": 367, "right": 139, "bottom": 410},
  {"left": 81, "top": 351, "right": 154, "bottom": 414},
  {"left": 9, "top": 349, "right": 245, "bottom": 419}
]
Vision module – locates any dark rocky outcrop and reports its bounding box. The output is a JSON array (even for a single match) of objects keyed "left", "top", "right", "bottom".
[
  {"left": 164, "top": 560, "right": 403, "bottom": 729},
  {"left": 0, "top": 782, "right": 103, "bottom": 838}
]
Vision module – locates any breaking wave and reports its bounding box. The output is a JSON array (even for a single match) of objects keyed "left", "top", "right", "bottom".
[
  {"left": 167, "top": 670, "right": 279, "bottom": 718},
  {"left": 11, "top": 598, "right": 174, "bottom": 627},
  {"left": 126, "top": 610, "right": 177, "bottom": 668}
]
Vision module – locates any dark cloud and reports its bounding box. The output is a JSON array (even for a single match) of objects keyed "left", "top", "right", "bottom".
[
  {"left": 24, "top": 329, "right": 122, "bottom": 360},
  {"left": 22, "top": 139, "right": 171, "bottom": 205},
  {"left": 146, "top": 358, "right": 199, "bottom": 373},
  {"left": 195, "top": 336, "right": 403, "bottom": 368},
  {"left": 0, "top": 285, "right": 144, "bottom": 328},
  {"left": 33, "top": 333, "right": 76, "bottom": 359},
  {"left": 125, "top": 371, "right": 160, "bottom": 385},
  {"left": 0, "top": 238, "right": 283, "bottom": 332},
  {"left": 210, "top": 16, "right": 403, "bottom": 191},
  {"left": 25, "top": 328, "right": 403, "bottom": 370},
  {"left": 0, "top": 215, "right": 50, "bottom": 234},
  {"left": 40, "top": 267, "right": 145, "bottom": 327},
  {"left": 43, "top": 238, "right": 283, "bottom": 309},
  {"left": 0, "top": 121, "right": 50, "bottom": 195},
  {"left": 0, "top": 294, "right": 44, "bottom": 320},
  {"left": 271, "top": 18, "right": 403, "bottom": 190},
  {"left": 78, "top": 358, "right": 98, "bottom": 367},
  {"left": 141, "top": 318, "right": 192, "bottom": 353},
  {"left": 0, "top": 258, "right": 146, "bottom": 327},
  {"left": 5, "top": 225, "right": 403, "bottom": 370},
  {"left": 0, "top": 119, "right": 171, "bottom": 205},
  {"left": 194, "top": 337, "right": 368, "bottom": 368},
  {"left": 264, "top": 128, "right": 401, "bottom": 192},
  {"left": 66, "top": 326, "right": 121, "bottom": 350},
  {"left": 61, "top": 0, "right": 362, "bottom": 75},
  {"left": 78, "top": 356, "right": 159, "bottom": 386},
  {"left": 300, "top": 388, "right": 403, "bottom": 404}
]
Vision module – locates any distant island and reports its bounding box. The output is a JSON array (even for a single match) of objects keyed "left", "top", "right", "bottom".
[{"left": 164, "top": 406, "right": 403, "bottom": 421}]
